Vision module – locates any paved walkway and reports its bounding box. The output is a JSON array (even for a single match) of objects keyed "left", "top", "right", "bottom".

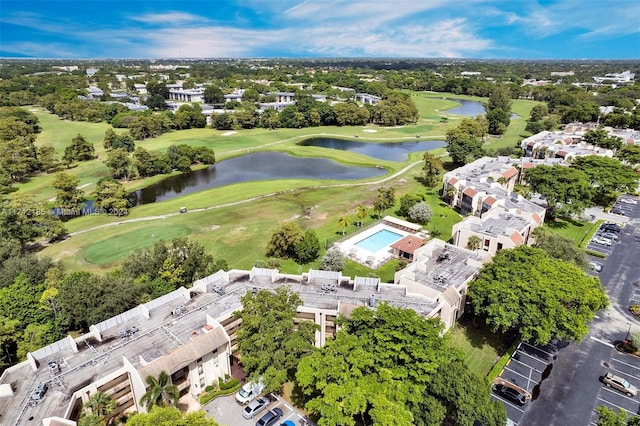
[{"left": 69, "top": 158, "right": 433, "bottom": 237}]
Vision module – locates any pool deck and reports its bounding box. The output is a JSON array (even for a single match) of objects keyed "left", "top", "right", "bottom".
[{"left": 337, "top": 223, "right": 422, "bottom": 269}]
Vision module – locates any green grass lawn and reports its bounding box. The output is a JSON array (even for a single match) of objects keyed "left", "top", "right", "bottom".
[
  {"left": 543, "top": 217, "right": 601, "bottom": 247},
  {"left": 449, "top": 322, "right": 505, "bottom": 378},
  {"left": 30, "top": 91, "right": 525, "bottom": 274},
  {"left": 82, "top": 224, "right": 192, "bottom": 265}
]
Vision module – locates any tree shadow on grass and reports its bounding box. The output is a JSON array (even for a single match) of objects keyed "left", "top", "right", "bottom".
[{"left": 456, "top": 315, "right": 511, "bottom": 353}]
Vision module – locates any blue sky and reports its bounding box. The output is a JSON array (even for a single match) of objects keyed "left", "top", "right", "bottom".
[{"left": 1, "top": 0, "right": 639, "bottom": 59}]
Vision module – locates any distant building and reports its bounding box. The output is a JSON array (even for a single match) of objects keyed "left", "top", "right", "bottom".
[
  {"left": 354, "top": 93, "right": 381, "bottom": 105},
  {"left": 168, "top": 88, "right": 205, "bottom": 103},
  {"left": 593, "top": 70, "right": 635, "bottom": 84},
  {"left": 267, "top": 92, "right": 295, "bottom": 103},
  {"left": 521, "top": 130, "right": 615, "bottom": 160}
]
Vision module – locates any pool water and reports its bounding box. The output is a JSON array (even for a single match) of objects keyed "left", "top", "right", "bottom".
[{"left": 355, "top": 229, "right": 403, "bottom": 253}]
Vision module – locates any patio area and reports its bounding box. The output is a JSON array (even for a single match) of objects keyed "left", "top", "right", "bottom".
[{"left": 336, "top": 221, "right": 424, "bottom": 269}]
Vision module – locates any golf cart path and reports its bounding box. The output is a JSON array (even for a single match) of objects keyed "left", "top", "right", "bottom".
[{"left": 69, "top": 159, "right": 427, "bottom": 237}]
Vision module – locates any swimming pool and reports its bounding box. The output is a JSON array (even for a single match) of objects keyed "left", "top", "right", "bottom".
[{"left": 355, "top": 229, "right": 403, "bottom": 253}]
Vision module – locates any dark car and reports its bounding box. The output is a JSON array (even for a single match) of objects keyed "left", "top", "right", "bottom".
[
  {"left": 611, "top": 208, "right": 626, "bottom": 216},
  {"left": 493, "top": 384, "right": 527, "bottom": 405},
  {"left": 256, "top": 407, "right": 283, "bottom": 426},
  {"left": 601, "top": 224, "right": 621, "bottom": 233}
]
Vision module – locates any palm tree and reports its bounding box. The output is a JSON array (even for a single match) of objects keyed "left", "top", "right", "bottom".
[
  {"left": 338, "top": 216, "right": 351, "bottom": 235},
  {"left": 140, "top": 371, "right": 179, "bottom": 410},
  {"left": 467, "top": 235, "right": 482, "bottom": 251},
  {"left": 85, "top": 391, "right": 115, "bottom": 417},
  {"left": 355, "top": 205, "right": 368, "bottom": 226}
]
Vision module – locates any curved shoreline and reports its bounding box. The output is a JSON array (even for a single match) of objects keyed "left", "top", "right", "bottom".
[{"left": 69, "top": 158, "right": 432, "bottom": 237}]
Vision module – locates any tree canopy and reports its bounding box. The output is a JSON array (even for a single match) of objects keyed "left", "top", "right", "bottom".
[
  {"left": 524, "top": 165, "right": 593, "bottom": 218},
  {"left": 533, "top": 227, "right": 588, "bottom": 269},
  {"left": 126, "top": 406, "right": 219, "bottom": 426},
  {"left": 296, "top": 304, "right": 505, "bottom": 426},
  {"left": 468, "top": 245, "right": 608, "bottom": 344},
  {"left": 235, "top": 287, "right": 317, "bottom": 392},
  {"left": 572, "top": 156, "right": 638, "bottom": 206}
]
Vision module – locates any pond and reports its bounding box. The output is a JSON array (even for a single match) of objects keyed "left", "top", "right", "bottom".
[
  {"left": 444, "top": 98, "right": 519, "bottom": 118},
  {"left": 297, "top": 138, "right": 446, "bottom": 161},
  {"left": 445, "top": 98, "right": 486, "bottom": 117},
  {"left": 130, "top": 151, "right": 388, "bottom": 205}
]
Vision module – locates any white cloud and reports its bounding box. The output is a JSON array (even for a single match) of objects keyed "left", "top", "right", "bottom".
[
  {"left": 0, "top": 41, "right": 78, "bottom": 58},
  {"left": 484, "top": 0, "right": 640, "bottom": 40},
  {"left": 130, "top": 12, "right": 206, "bottom": 25}
]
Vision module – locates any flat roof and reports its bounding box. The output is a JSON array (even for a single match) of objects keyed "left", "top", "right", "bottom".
[{"left": 1, "top": 265, "right": 441, "bottom": 425}]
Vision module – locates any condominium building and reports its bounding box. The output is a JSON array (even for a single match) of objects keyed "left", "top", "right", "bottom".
[{"left": 1, "top": 244, "right": 485, "bottom": 426}]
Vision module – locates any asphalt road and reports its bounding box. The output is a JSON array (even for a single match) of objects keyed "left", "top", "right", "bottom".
[{"left": 519, "top": 198, "right": 640, "bottom": 425}]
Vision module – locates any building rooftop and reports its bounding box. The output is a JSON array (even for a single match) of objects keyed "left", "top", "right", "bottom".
[
  {"left": 468, "top": 211, "right": 532, "bottom": 238},
  {"left": 395, "top": 239, "right": 486, "bottom": 297},
  {"left": 1, "top": 259, "right": 456, "bottom": 425}
]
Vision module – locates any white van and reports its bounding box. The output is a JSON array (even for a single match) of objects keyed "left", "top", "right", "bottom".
[{"left": 235, "top": 377, "right": 264, "bottom": 405}]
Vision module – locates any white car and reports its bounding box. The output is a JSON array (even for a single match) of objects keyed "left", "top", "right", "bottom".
[
  {"left": 618, "top": 198, "right": 637, "bottom": 205},
  {"left": 589, "top": 262, "right": 602, "bottom": 272},
  {"left": 591, "top": 236, "right": 612, "bottom": 246}
]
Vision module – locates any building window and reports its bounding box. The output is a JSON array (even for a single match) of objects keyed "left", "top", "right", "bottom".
[
  {"left": 212, "top": 348, "right": 218, "bottom": 355},
  {"left": 497, "top": 243, "right": 503, "bottom": 251},
  {"left": 198, "top": 365, "right": 203, "bottom": 375},
  {"left": 199, "top": 377, "right": 205, "bottom": 388}
]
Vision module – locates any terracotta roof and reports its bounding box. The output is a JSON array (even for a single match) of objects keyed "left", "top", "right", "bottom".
[
  {"left": 522, "top": 162, "right": 535, "bottom": 169},
  {"left": 510, "top": 232, "right": 523, "bottom": 245},
  {"left": 626, "top": 138, "right": 634, "bottom": 144},
  {"left": 556, "top": 150, "right": 568, "bottom": 157},
  {"left": 483, "top": 196, "right": 497, "bottom": 206},
  {"left": 447, "top": 177, "right": 459, "bottom": 185},
  {"left": 527, "top": 141, "right": 536, "bottom": 147},
  {"left": 532, "top": 212, "right": 542, "bottom": 224},
  {"left": 564, "top": 137, "right": 572, "bottom": 144},
  {"left": 463, "top": 187, "right": 478, "bottom": 197},
  {"left": 501, "top": 167, "right": 518, "bottom": 179},
  {"left": 390, "top": 235, "right": 425, "bottom": 255}
]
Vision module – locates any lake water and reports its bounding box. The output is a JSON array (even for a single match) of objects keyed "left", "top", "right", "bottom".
[
  {"left": 131, "top": 151, "right": 388, "bottom": 205},
  {"left": 445, "top": 98, "right": 486, "bottom": 117},
  {"left": 445, "top": 98, "right": 519, "bottom": 118},
  {"left": 297, "top": 138, "right": 446, "bottom": 161}
]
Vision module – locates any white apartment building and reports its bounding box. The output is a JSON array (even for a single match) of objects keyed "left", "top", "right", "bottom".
[{"left": 1, "top": 248, "right": 485, "bottom": 426}]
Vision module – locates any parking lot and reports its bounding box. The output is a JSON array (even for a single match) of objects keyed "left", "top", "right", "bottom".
[
  {"left": 204, "top": 393, "right": 310, "bottom": 426},
  {"left": 589, "top": 352, "right": 640, "bottom": 425},
  {"left": 491, "top": 342, "right": 557, "bottom": 425}
]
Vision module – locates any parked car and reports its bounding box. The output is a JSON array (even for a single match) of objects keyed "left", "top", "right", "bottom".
[
  {"left": 619, "top": 198, "right": 637, "bottom": 205},
  {"left": 598, "top": 231, "right": 619, "bottom": 240},
  {"left": 236, "top": 377, "right": 265, "bottom": 405},
  {"left": 280, "top": 421, "right": 296, "bottom": 426},
  {"left": 493, "top": 384, "right": 527, "bottom": 405},
  {"left": 603, "top": 372, "right": 638, "bottom": 397},
  {"left": 611, "top": 208, "right": 627, "bottom": 216},
  {"left": 592, "top": 236, "right": 612, "bottom": 246},
  {"left": 242, "top": 396, "right": 270, "bottom": 419},
  {"left": 256, "top": 408, "right": 283, "bottom": 426},
  {"left": 31, "top": 383, "right": 48, "bottom": 401},
  {"left": 589, "top": 262, "right": 603, "bottom": 272},
  {"left": 601, "top": 224, "right": 621, "bottom": 233}
]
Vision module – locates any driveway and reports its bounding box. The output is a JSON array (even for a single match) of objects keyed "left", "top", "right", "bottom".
[
  {"left": 204, "top": 394, "right": 309, "bottom": 426},
  {"left": 519, "top": 195, "right": 640, "bottom": 425}
]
